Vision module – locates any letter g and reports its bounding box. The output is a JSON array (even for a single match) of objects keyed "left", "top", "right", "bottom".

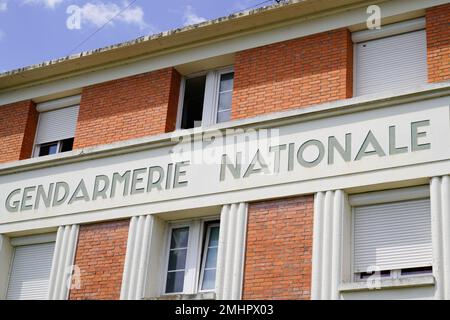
[{"left": 6, "top": 189, "right": 21, "bottom": 213}]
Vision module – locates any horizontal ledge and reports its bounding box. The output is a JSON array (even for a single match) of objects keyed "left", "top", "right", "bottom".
[
  {"left": 339, "top": 275, "right": 435, "bottom": 292},
  {"left": 146, "top": 292, "right": 216, "bottom": 300}
]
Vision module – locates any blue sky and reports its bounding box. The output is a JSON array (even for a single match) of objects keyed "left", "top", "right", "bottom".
[{"left": 0, "top": 0, "right": 273, "bottom": 72}]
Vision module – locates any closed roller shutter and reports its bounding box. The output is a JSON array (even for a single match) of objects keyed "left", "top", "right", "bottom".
[
  {"left": 35, "top": 105, "right": 79, "bottom": 145},
  {"left": 353, "top": 198, "right": 432, "bottom": 273},
  {"left": 6, "top": 242, "right": 55, "bottom": 300},
  {"left": 354, "top": 30, "right": 427, "bottom": 96}
]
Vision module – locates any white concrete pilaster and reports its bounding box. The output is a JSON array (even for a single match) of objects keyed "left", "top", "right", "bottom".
[
  {"left": 48, "top": 224, "right": 79, "bottom": 300},
  {"left": 311, "top": 190, "right": 346, "bottom": 300},
  {"left": 215, "top": 202, "right": 248, "bottom": 300}
]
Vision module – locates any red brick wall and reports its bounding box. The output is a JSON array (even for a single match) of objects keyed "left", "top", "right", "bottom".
[
  {"left": 243, "top": 196, "right": 314, "bottom": 300},
  {"left": 426, "top": 4, "right": 450, "bottom": 83},
  {"left": 232, "top": 28, "right": 353, "bottom": 119},
  {"left": 73, "top": 68, "right": 181, "bottom": 149},
  {"left": 69, "top": 220, "right": 130, "bottom": 300},
  {"left": 0, "top": 100, "right": 38, "bottom": 164}
]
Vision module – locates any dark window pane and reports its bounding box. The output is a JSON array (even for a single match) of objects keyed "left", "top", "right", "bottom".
[
  {"left": 60, "top": 138, "right": 74, "bottom": 152},
  {"left": 208, "top": 226, "right": 220, "bottom": 247},
  {"left": 181, "top": 76, "right": 206, "bottom": 129},
  {"left": 201, "top": 269, "right": 216, "bottom": 291},
  {"left": 170, "top": 227, "right": 189, "bottom": 249},
  {"left": 359, "top": 270, "right": 391, "bottom": 279},
  {"left": 401, "top": 266, "right": 432, "bottom": 276},
  {"left": 166, "top": 271, "right": 185, "bottom": 293},
  {"left": 38, "top": 142, "right": 58, "bottom": 156},
  {"left": 168, "top": 248, "right": 187, "bottom": 271}
]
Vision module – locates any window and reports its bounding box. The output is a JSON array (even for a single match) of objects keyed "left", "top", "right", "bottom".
[
  {"left": 163, "top": 219, "right": 220, "bottom": 295},
  {"left": 34, "top": 96, "right": 80, "bottom": 157},
  {"left": 178, "top": 68, "right": 234, "bottom": 129},
  {"left": 6, "top": 234, "right": 56, "bottom": 300},
  {"left": 166, "top": 227, "right": 189, "bottom": 293},
  {"left": 180, "top": 76, "right": 207, "bottom": 129},
  {"left": 352, "top": 198, "right": 432, "bottom": 281},
  {"left": 38, "top": 138, "right": 74, "bottom": 157},
  {"left": 353, "top": 18, "right": 427, "bottom": 96},
  {"left": 216, "top": 73, "right": 233, "bottom": 123},
  {"left": 199, "top": 223, "right": 219, "bottom": 291}
]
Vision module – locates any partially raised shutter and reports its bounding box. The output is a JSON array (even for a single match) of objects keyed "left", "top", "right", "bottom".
[
  {"left": 354, "top": 30, "right": 427, "bottom": 96},
  {"left": 6, "top": 242, "right": 55, "bottom": 300},
  {"left": 35, "top": 105, "right": 79, "bottom": 145},
  {"left": 353, "top": 198, "right": 432, "bottom": 273}
]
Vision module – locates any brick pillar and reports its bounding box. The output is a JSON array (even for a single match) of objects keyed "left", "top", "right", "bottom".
[
  {"left": 73, "top": 67, "right": 181, "bottom": 149},
  {"left": 243, "top": 196, "right": 314, "bottom": 299},
  {"left": 426, "top": 4, "right": 450, "bottom": 83},
  {"left": 69, "top": 220, "right": 130, "bottom": 300},
  {"left": 232, "top": 28, "right": 353, "bottom": 120},
  {"left": 0, "top": 100, "right": 38, "bottom": 164}
]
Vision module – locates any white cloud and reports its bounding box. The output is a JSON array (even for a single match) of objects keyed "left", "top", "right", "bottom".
[
  {"left": 77, "top": 2, "right": 148, "bottom": 30},
  {"left": 0, "top": 0, "right": 7, "bottom": 12},
  {"left": 23, "top": 0, "right": 64, "bottom": 9},
  {"left": 182, "top": 5, "right": 206, "bottom": 26}
]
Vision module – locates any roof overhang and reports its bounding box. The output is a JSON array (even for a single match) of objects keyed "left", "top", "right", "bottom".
[{"left": 0, "top": 0, "right": 380, "bottom": 91}]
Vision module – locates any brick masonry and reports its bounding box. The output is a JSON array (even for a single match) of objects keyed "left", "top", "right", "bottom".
[
  {"left": 231, "top": 28, "right": 353, "bottom": 120},
  {"left": 69, "top": 220, "right": 130, "bottom": 300},
  {"left": 0, "top": 100, "right": 38, "bottom": 164},
  {"left": 426, "top": 4, "right": 450, "bottom": 83},
  {"left": 242, "top": 196, "right": 314, "bottom": 299},
  {"left": 73, "top": 67, "right": 181, "bottom": 149}
]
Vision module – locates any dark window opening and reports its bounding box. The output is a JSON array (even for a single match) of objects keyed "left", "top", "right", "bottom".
[
  {"left": 60, "top": 138, "right": 74, "bottom": 153},
  {"left": 400, "top": 266, "right": 432, "bottom": 276},
  {"left": 38, "top": 142, "right": 59, "bottom": 157},
  {"left": 181, "top": 75, "right": 206, "bottom": 129},
  {"left": 359, "top": 270, "right": 391, "bottom": 279}
]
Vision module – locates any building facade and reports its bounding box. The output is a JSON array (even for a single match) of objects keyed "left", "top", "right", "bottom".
[{"left": 0, "top": 0, "right": 449, "bottom": 300}]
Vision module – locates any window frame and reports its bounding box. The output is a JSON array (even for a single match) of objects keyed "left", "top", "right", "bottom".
[
  {"left": 198, "top": 222, "right": 220, "bottom": 293},
  {"left": 34, "top": 139, "right": 71, "bottom": 157},
  {"left": 352, "top": 17, "right": 426, "bottom": 97},
  {"left": 175, "top": 66, "right": 234, "bottom": 130},
  {"left": 6, "top": 233, "right": 57, "bottom": 300},
  {"left": 348, "top": 185, "right": 432, "bottom": 283},
  {"left": 32, "top": 95, "right": 80, "bottom": 158},
  {"left": 161, "top": 216, "right": 219, "bottom": 296},
  {"left": 162, "top": 222, "right": 196, "bottom": 295}
]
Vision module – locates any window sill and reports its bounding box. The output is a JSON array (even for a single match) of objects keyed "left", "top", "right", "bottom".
[
  {"left": 146, "top": 292, "right": 216, "bottom": 300},
  {"left": 339, "top": 275, "right": 435, "bottom": 292}
]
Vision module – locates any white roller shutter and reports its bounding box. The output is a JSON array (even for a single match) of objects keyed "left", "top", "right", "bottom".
[
  {"left": 354, "top": 30, "right": 427, "bottom": 96},
  {"left": 6, "top": 242, "right": 55, "bottom": 300},
  {"left": 35, "top": 105, "right": 79, "bottom": 145},
  {"left": 353, "top": 198, "right": 432, "bottom": 273}
]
